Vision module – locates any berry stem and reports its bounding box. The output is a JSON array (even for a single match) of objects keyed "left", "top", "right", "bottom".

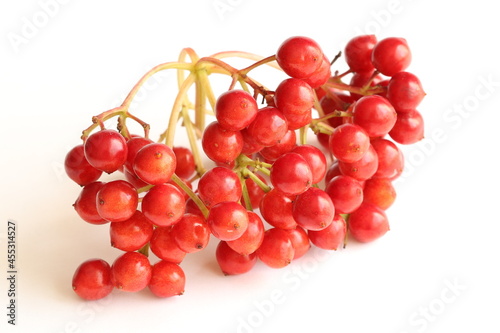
[
  {"left": 170, "top": 174, "right": 209, "bottom": 218},
  {"left": 180, "top": 105, "right": 206, "bottom": 176},
  {"left": 241, "top": 168, "right": 271, "bottom": 193}
]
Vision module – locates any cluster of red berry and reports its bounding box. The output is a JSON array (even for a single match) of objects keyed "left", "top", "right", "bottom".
[{"left": 65, "top": 35, "right": 425, "bottom": 301}]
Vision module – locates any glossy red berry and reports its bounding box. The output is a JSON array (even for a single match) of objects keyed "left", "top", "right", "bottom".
[
  {"left": 216, "top": 241, "right": 257, "bottom": 275},
  {"left": 389, "top": 109, "right": 424, "bottom": 144},
  {"left": 352, "top": 95, "right": 397, "bottom": 138},
  {"left": 386, "top": 72, "right": 425, "bottom": 111},
  {"left": 227, "top": 211, "right": 265, "bottom": 255},
  {"left": 109, "top": 210, "right": 154, "bottom": 252},
  {"left": 111, "top": 252, "right": 152, "bottom": 292},
  {"left": 141, "top": 183, "right": 186, "bottom": 227},
  {"left": 270, "top": 152, "right": 312, "bottom": 196},
  {"left": 274, "top": 78, "right": 315, "bottom": 116},
  {"left": 149, "top": 226, "right": 187, "bottom": 264},
  {"left": 96, "top": 180, "right": 138, "bottom": 222},
  {"left": 325, "top": 175, "right": 364, "bottom": 214},
  {"left": 65, "top": 145, "right": 103, "bottom": 186},
  {"left": 259, "top": 188, "right": 298, "bottom": 230},
  {"left": 202, "top": 121, "right": 243, "bottom": 165},
  {"left": 171, "top": 213, "right": 210, "bottom": 253},
  {"left": 291, "top": 144, "right": 327, "bottom": 184},
  {"left": 197, "top": 166, "right": 242, "bottom": 208},
  {"left": 246, "top": 107, "right": 288, "bottom": 147},
  {"left": 371, "top": 37, "right": 412, "bottom": 76},
  {"left": 133, "top": 143, "right": 176, "bottom": 185},
  {"left": 276, "top": 36, "right": 324, "bottom": 79},
  {"left": 257, "top": 228, "right": 295, "bottom": 269},
  {"left": 363, "top": 178, "right": 396, "bottom": 210},
  {"left": 72, "top": 259, "right": 114, "bottom": 300},
  {"left": 215, "top": 89, "right": 258, "bottom": 131},
  {"left": 173, "top": 146, "right": 196, "bottom": 180},
  {"left": 84, "top": 129, "right": 128, "bottom": 173},
  {"left": 348, "top": 202, "right": 390, "bottom": 243},
  {"left": 308, "top": 214, "right": 346, "bottom": 250},
  {"left": 329, "top": 123, "right": 370, "bottom": 163},
  {"left": 285, "top": 226, "right": 311, "bottom": 260},
  {"left": 207, "top": 201, "right": 249, "bottom": 241},
  {"left": 74, "top": 182, "right": 107, "bottom": 225},
  {"left": 148, "top": 260, "right": 185, "bottom": 298},
  {"left": 292, "top": 187, "right": 335, "bottom": 231},
  {"left": 344, "top": 35, "right": 377, "bottom": 73}
]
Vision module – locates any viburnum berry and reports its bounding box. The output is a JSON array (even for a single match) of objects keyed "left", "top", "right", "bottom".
[
  {"left": 276, "top": 36, "right": 324, "bottom": 79},
  {"left": 325, "top": 175, "right": 364, "bottom": 214},
  {"left": 285, "top": 226, "right": 311, "bottom": 260},
  {"left": 363, "top": 178, "right": 397, "bottom": 210},
  {"left": 386, "top": 71, "right": 426, "bottom": 111},
  {"left": 329, "top": 123, "right": 371, "bottom": 163},
  {"left": 202, "top": 121, "right": 243, "bottom": 165},
  {"left": 308, "top": 214, "right": 346, "bottom": 250},
  {"left": 173, "top": 146, "right": 196, "bottom": 180},
  {"left": 170, "top": 213, "right": 210, "bottom": 253},
  {"left": 291, "top": 144, "right": 327, "bottom": 184},
  {"left": 124, "top": 136, "right": 153, "bottom": 173},
  {"left": 292, "top": 187, "right": 335, "bottom": 231},
  {"left": 371, "top": 37, "right": 412, "bottom": 76},
  {"left": 197, "top": 166, "right": 242, "bottom": 208},
  {"left": 259, "top": 129, "right": 297, "bottom": 162},
  {"left": 109, "top": 210, "right": 154, "bottom": 252},
  {"left": 141, "top": 183, "right": 186, "bottom": 227},
  {"left": 227, "top": 211, "right": 265, "bottom": 255},
  {"left": 259, "top": 188, "right": 298, "bottom": 230},
  {"left": 133, "top": 143, "right": 177, "bottom": 185},
  {"left": 344, "top": 34, "right": 377, "bottom": 73},
  {"left": 149, "top": 226, "right": 187, "bottom": 264},
  {"left": 207, "top": 201, "right": 249, "bottom": 241},
  {"left": 148, "top": 260, "right": 186, "bottom": 298},
  {"left": 72, "top": 259, "right": 114, "bottom": 300},
  {"left": 111, "top": 251, "right": 152, "bottom": 292},
  {"left": 84, "top": 129, "right": 128, "bottom": 173},
  {"left": 348, "top": 202, "right": 390, "bottom": 243},
  {"left": 270, "top": 152, "right": 312, "bottom": 196},
  {"left": 338, "top": 144, "right": 379, "bottom": 181},
  {"left": 65, "top": 145, "right": 103, "bottom": 186},
  {"left": 352, "top": 95, "right": 397, "bottom": 138},
  {"left": 215, "top": 89, "right": 258, "bottom": 131},
  {"left": 371, "top": 138, "right": 404, "bottom": 180},
  {"left": 257, "top": 228, "right": 295, "bottom": 269},
  {"left": 274, "top": 78, "right": 315, "bottom": 116},
  {"left": 73, "top": 181, "right": 107, "bottom": 225},
  {"left": 246, "top": 106, "right": 288, "bottom": 147},
  {"left": 96, "top": 180, "right": 138, "bottom": 222},
  {"left": 216, "top": 241, "right": 258, "bottom": 275},
  {"left": 389, "top": 109, "right": 424, "bottom": 144}
]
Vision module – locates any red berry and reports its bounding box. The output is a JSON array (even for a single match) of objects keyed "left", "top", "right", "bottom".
[
  {"left": 171, "top": 213, "right": 211, "bottom": 253},
  {"left": 244, "top": 174, "right": 268, "bottom": 209},
  {"left": 348, "top": 203, "right": 390, "bottom": 243},
  {"left": 276, "top": 36, "right": 324, "bottom": 79},
  {"left": 308, "top": 214, "right": 346, "bottom": 250},
  {"left": 257, "top": 228, "right": 295, "bottom": 269},
  {"left": 246, "top": 107, "right": 288, "bottom": 147},
  {"left": 329, "top": 123, "right": 370, "bottom": 163},
  {"left": 84, "top": 129, "right": 128, "bottom": 173},
  {"left": 111, "top": 252, "right": 152, "bottom": 292},
  {"left": 270, "top": 152, "right": 312, "bottom": 196},
  {"left": 65, "top": 145, "right": 103, "bottom": 186},
  {"left": 72, "top": 259, "right": 114, "bottom": 300},
  {"left": 259, "top": 188, "right": 298, "bottom": 230},
  {"left": 344, "top": 35, "right": 377, "bottom": 73},
  {"left": 292, "top": 187, "right": 335, "bottom": 231},
  {"left": 259, "top": 129, "right": 297, "bottom": 162},
  {"left": 285, "top": 226, "right": 311, "bottom": 260},
  {"left": 197, "top": 166, "right": 242, "bottom": 208},
  {"left": 371, "top": 138, "right": 404, "bottom": 180},
  {"left": 216, "top": 241, "right": 257, "bottom": 275},
  {"left": 389, "top": 109, "right": 424, "bottom": 144},
  {"left": 74, "top": 182, "right": 107, "bottom": 225},
  {"left": 363, "top": 178, "right": 396, "bottom": 210},
  {"left": 227, "top": 211, "right": 265, "bottom": 255},
  {"left": 141, "top": 183, "right": 186, "bottom": 227},
  {"left": 302, "top": 54, "right": 332, "bottom": 88},
  {"left": 109, "top": 210, "right": 154, "bottom": 252},
  {"left": 133, "top": 143, "right": 176, "bottom": 185},
  {"left": 148, "top": 260, "right": 185, "bottom": 298},
  {"left": 386, "top": 72, "right": 425, "bottom": 111},
  {"left": 371, "top": 37, "right": 412, "bottom": 76},
  {"left": 291, "top": 144, "right": 327, "bottom": 184},
  {"left": 173, "top": 146, "right": 196, "bottom": 180},
  {"left": 338, "top": 144, "right": 379, "bottom": 181},
  {"left": 325, "top": 175, "right": 364, "bottom": 214},
  {"left": 274, "top": 78, "right": 315, "bottom": 116},
  {"left": 207, "top": 201, "right": 249, "bottom": 241},
  {"left": 215, "top": 89, "right": 258, "bottom": 131},
  {"left": 353, "top": 95, "right": 397, "bottom": 138},
  {"left": 202, "top": 121, "right": 243, "bottom": 165},
  {"left": 96, "top": 180, "right": 138, "bottom": 222},
  {"left": 149, "top": 226, "right": 186, "bottom": 264},
  {"left": 124, "top": 136, "right": 153, "bottom": 173}
]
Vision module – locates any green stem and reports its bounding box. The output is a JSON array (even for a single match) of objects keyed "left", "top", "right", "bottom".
[
  {"left": 170, "top": 174, "right": 209, "bottom": 219},
  {"left": 180, "top": 106, "right": 206, "bottom": 176},
  {"left": 241, "top": 168, "right": 271, "bottom": 193}
]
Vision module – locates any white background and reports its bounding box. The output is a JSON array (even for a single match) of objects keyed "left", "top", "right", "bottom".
[{"left": 1, "top": 1, "right": 499, "bottom": 332}]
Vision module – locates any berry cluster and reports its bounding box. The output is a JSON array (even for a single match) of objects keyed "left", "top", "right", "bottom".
[{"left": 66, "top": 35, "right": 425, "bottom": 300}]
